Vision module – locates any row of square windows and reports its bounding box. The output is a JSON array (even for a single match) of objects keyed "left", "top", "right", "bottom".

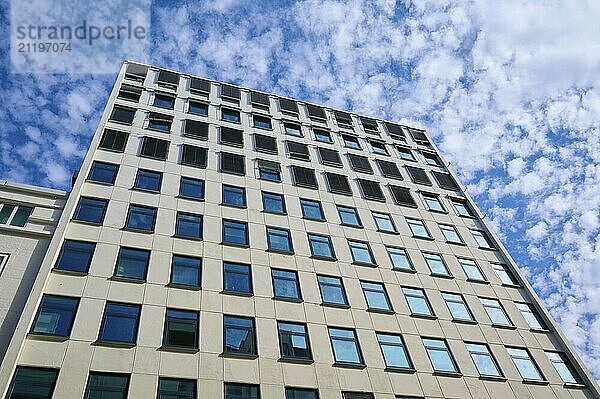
[
  {"left": 109, "top": 101, "right": 437, "bottom": 168},
  {"left": 53, "top": 238, "right": 542, "bottom": 331},
  {"left": 119, "top": 64, "right": 431, "bottom": 148},
  {"left": 72, "top": 193, "right": 497, "bottom": 259},
  {"left": 97, "top": 129, "right": 463, "bottom": 208},
  {"left": 17, "top": 294, "right": 582, "bottom": 399}
]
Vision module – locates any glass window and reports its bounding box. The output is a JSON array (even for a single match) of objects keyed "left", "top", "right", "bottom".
[
  {"left": 254, "top": 115, "right": 272, "bottom": 129},
  {"left": 386, "top": 247, "right": 414, "bottom": 271},
  {"left": 180, "top": 144, "right": 207, "bottom": 168},
  {"left": 422, "top": 151, "right": 442, "bottom": 166},
  {"left": 153, "top": 93, "right": 175, "bottom": 109},
  {"left": 348, "top": 240, "right": 375, "bottom": 265},
  {"left": 114, "top": 247, "right": 150, "bottom": 280},
  {"left": 328, "top": 327, "right": 363, "bottom": 365},
  {"left": 314, "top": 128, "right": 332, "bottom": 143},
  {"left": 141, "top": 136, "right": 170, "bottom": 160},
  {"left": 439, "top": 224, "right": 463, "bottom": 243},
  {"left": 480, "top": 298, "right": 513, "bottom": 326},
  {"left": 179, "top": 177, "right": 205, "bottom": 200},
  {"left": 88, "top": 161, "right": 119, "bottom": 184},
  {"left": 31, "top": 295, "right": 79, "bottom": 337},
  {"left": 361, "top": 281, "right": 392, "bottom": 311},
  {"left": 300, "top": 199, "right": 325, "bottom": 220},
  {"left": 370, "top": 140, "right": 388, "bottom": 155},
  {"left": 423, "top": 252, "right": 451, "bottom": 276},
  {"left": 442, "top": 293, "right": 474, "bottom": 321},
  {"left": 262, "top": 192, "right": 286, "bottom": 214},
  {"left": 184, "top": 119, "right": 209, "bottom": 140},
  {"left": 285, "top": 388, "right": 318, "bottom": 399},
  {"left": 0, "top": 204, "right": 15, "bottom": 224},
  {"left": 396, "top": 146, "right": 415, "bottom": 160},
  {"left": 118, "top": 84, "right": 142, "bottom": 102},
  {"left": 372, "top": 211, "right": 397, "bottom": 233},
  {"left": 422, "top": 338, "right": 459, "bottom": 373},
  {"left": 317, "top": 275, "right": 348, "bottom": 306},
  {"left": 292, "top": 165, "right": 318, "bottom": 188},
  {"left": 110, "top": 106, "right": 135, "bottom": 124},
  {"left": 158, "top": 377, "right": 197, "bottom": 399},
  {"left": 98, "top": 302, "right": 141, "bottom": 344},
  {"left": 223, "top": 262, "right": 252, "bottom": 294},
  {"left": 507, "top": 347, "right": 544, "bottom": 381},
  {"left": 223, "top": 220, "right": 249, "bottom": 246},
  {"left": 403, "top": 287, "right": 434, "bottom": 316},
  {"left": 9, "top": 206, "right": 32, "bottom": 227},
  {"left": 267, "top": 227, "right": 293, "bottom": 253},
  {"left": 222, "top": 185, "right": 247, "bottom": 207},
  {"left": 148, "top": 112, "right": 172, "bottom": 132},
  {"left": 74, "top": 197, "right": 108, "bottom": 224},
  {"left": 6, "top": 366, "right": 59, "bottom": 399},
  {"left": 171, "top": 255, "right": 201, "bottom": 288},
  {"left": 278, "top": 321, "right": 312, "bottom": 360},
  {"left": 492, "top": 263, "right": 519, "bottom": 286},
  {"left": 134, "top": 169, "right": 163, "bottom": 192},
  {"left": 284, "top": 122, "right": 302, "bottom": 136},
  {"left": 406, "top": 218, "right": 431, "bottom": 238},
  {"left": 459, "top": 258, "right": 486, "bottom": 281},
  {"left": 342, "top": 134, "right": 361, "bottom": 149},
  {"left": 272, "top": 269, "right": 301, "bottom": 300},
  {"left": 85, "top": 372, "right": 130, "bottom": 399},
  {"left": 175, "top": 212, "right": 203, "bottom": 239},
  {"left": 54, "top": 239, "right": 96, "bottom": 273},
  {"left": 423, "top": 194, "right": 445, "bottom": 212},
  {"left": 377, "top": 333, "right": 412, "bottom": 369},
  {"left": 224, "top": 315, "right": 256, "bottom": 355},
  {"left": 222, "top": 108, "right": 241, "bottom": 123},
  {"left": 258, "top": 160, "right": 281, "bottom": 182},
  {"left": 188, "top": 101, "right": 208, "bottom": 116},
  {"left": 337, "top": 205, "right": 361, "bottom": 227},
  {"left": 451, "top": 198, "right": 475, "bottom": 217},
  {"left": 225, "top": 383, "right": 260, "bottom": 399},
  {"left": 546, "top": 352, "right": 580, "bottom": 384},
  {"left": 465, "top": 343, "right": 503, "bottom": 377},
  {"left": 308, "top": 233, "right": 335, "bottom": 260},
  {"left": 471, "top": 229, "right": 495, "bottom": 249},
  {"left": 125, "top": 204, "right": 157, "bottom": 232},
  {"left": 515, "top": 303, "right": 547, "bottom": 330},
  {"left": 163, "top": 309, "right": 199, "bottom": 349},
  {"left": 99, "top": 129, "right": 128, "bottom": 152}
]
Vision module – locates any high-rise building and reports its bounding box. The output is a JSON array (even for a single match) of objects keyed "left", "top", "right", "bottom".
[{"left": 0, "top": 61, "right": 597, "bottom": 398}]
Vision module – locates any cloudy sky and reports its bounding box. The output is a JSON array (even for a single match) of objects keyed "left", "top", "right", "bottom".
[{"left": 2, "top": 0, "right": 599, "bottom": 378}]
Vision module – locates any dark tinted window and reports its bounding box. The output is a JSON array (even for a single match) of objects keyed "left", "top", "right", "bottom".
[
  {"left": 179, "top": 177, "right": 205, "bottom": 200},
  {"left": 125, "top": 204, "right": 157, "bottom": 231},
  {"left": 110, "top": 106, "right": 135, "bottom": 124},
  {"left": 318, "top": 148, "right": 342, "bottom": 167},
  {"left": 221, "top": 84, "right": 240, "bottom": 100},
  {"left": 279, "top": 98, "right": 299, "bottom": 114},
  {"left": 278, "top": 322, "right": 312, "bottom": 360},
  {"left": 306, "top": 104, "right": 326, "bottom": 119},
  {"left": 163, "top": 309, "right": 199, "bottom": 348},
  {"left": 334, "top": 110, "right": 353, "bottom": 126},
  {"left": 292, "top": 166, "right": 318, "bottom": 189},
  {"left": 222, "top": 185, "right": 246, "bottom": 207},
  {"left": 74, "top": 197, "right": 108, "bottom": 224},
  {"left": 7, "top": 367, "right": 59, "bottom": 399},
  {"left": 184, "top": 119, "right": 209, "bottom": 140},
  {"left": 158, "top": 70, "right": 180, "bottom": 86},
  {"left": 222, "top": 107, "right": 241, "bottom": 122},
  {"left": 221, "top": 152, "right": 246, "bottom": 175},
  {"left": 376, "top": 160, "right": 402, "bottom": 180},
  {"left": 224, "top": 316, "right": 256, "bottom": 355},
  {"left": 325, "top": 172, "right": 352, "bottom": 195},
  {"left": 140, "top": 136, "right": 169, "bottom": 160},
  {"left": 88, "top": 161, "right": 119, "bottom": 184},
  {"left": 181, "top": 144, "right": 207, "bottom": 168},
  {"left": 432, "top": 171, "right": 460, "bottom": 191},
  {"left": 223, "top": 262, "right": 252, "bottom": 294},
  {"left": 267, "top": 227, "right": 293, "bottom": 253},
  {"left": 114, "top": 247, "right": 150, "bottom": 280},
  {"left": 153, "top": 93, "right": 175, "bottom": 109},
  {"left": 190, "top": 77, "right": 211, "bottom": 94},
  {"left": 134, "top": 169, "right": 162, "bottom": 192},
  {"left": 300, "top": 199, "right": 324, "bottom": 220},
  {"left": 224, "top": 383, "right": 260, "bottom": 399},
  {"left": 348, "top": 154, "right": 372, "bottom": 173},
  {"left": 285, "top": 388, "right": 318, "bottom": 399},
  {"left": 360, "top": 117, "right": 379, "bottom": 133},
  {"left": 125, "top": 63, "right": 147, "bottom": 82},
  {"left": 253, "top": 115, "right": 272, "bottom": 129},
  {"left": 250, "top": 91, "right": 270, "bottom": 107},
  {"left": 287, "top": 141, "right": 310, "bottom": 161},
  {"left": 171, "top": 255, "right": 202, "bottom": 288},
  {"left": 54, "top": 240, "right": 96, "bottom": 273},
  {"left": 99, "top": 302, "right": 141, "bottom": 344},
  {"left": 223, "top": 220, "right": 249, "bottom": 246},
  {"left": 31, "top": 295, "right": 79, "bottom": 337},
  {"left": 99, "top": 129, "right": 128, "bottom": 152},
  {"left": 221, "top": 127, "right": 244, "bottom": 147},
  {"left": 85, "top": 372, "right": 130, "bottom": 399},
  {"left": 175, "top": 212, "right": 203, "bottom": 239},
  {"left": 188, "top": 101, "right": 208, "bottom": 116},
  {"left": 389, "top": 185, "right": 417, "bottom": 207},
  {"left": 262, "top": 192, "right": 286, "bottom": 214},
  {"left": 254, "top": 134, "right": 278, "bottom": 154},
  {"left": 405, "top": 166, "right": 432, "bottom": 185},
  {"left": 357, "top": 179, "right": 385, "bottom": 201},
  {"left": 158, "top": 378, "right": 197, "bottom": 399}
]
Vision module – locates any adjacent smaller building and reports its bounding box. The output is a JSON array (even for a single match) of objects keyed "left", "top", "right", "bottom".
[{"left": 0, "top": 180, "right": 67, "bottom": 362}]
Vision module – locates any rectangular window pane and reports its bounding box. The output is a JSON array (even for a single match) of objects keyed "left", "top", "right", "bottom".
[
  {"left": 31, "top": 295, "right": 79, "bottom": 337},
  {"left": 223, "top": 220, "right": 249, "bottom": 246},
  {"left": 465, "top": 343, "right": 502, "bottom": 377},
  {"left": 125, "top": 205, "right": 157, "bottom": 231},
  {"left": 85, "top": 372, "right": 130, "bottom": 399},
  {"left": 223, "top": 262, "right": 252, "bottom": 294},
  {"left": 54, "top": 239, "right": 96, "bottom": 273},
  {"left": 422, "top": 338, "right": 459, "bottom": 373},
  {"left": 88, "top": 161, "right": 119, "bottom": 185},
  {"left": 377, "top": 333, "right": 412, "bottom": 369},
  {"left": 134, "top": 169, "right": 163, "bottom": 192},
  {"left": 329, "top": 327, "right": 363, "bottom": 364},
  {"left": 175, "top": 212, "right": 203, "bottom": 239},
  {"left": 163, "top": 309, "right": 199, "bottom": 348},
  {"left": 442, "top": 293, "right": 474, "bottom": 321},
  {"left": 225, "top": 383, "right": 260, "bottom": 399},
  {"left": 308, "top": 233, "right": 335, "bottom": 259},
  {"left": 459, "top": 258, "right": 486, "bottom": 281},
  {"left": 285, "top": 388, "right": 318, "bottom": 399},
  {"left": 114, "top": 247, "right": 150, "bottom": 280},
  {"left": 317, "top": 275, "right": 348, "bottom": 306},
  {"left": 480, "top": 298, "right": 513, "bottom": 326},
  {"left": 179, "top": 177, "right": 205, "bottom": 200},
  {"left": 387, "top": 247, "right": 413, "bottom": 271},
  {"left": 278, "top": 321, "right": 312, "bottom": 360},
  {"left": 262, "top": 192, "right": 286, "bottom": 214},
  {"left": 403, "top": 287, "right": 434, "bottom": 316},
  {"left": 158, "top": 377, "right": 197, "bottom": 399},
  {"left": 222, "top": 185, "right": 247, "bottom": 207},
  {"left": 507, "top": 347, "right": 544, "bottom": 381},
  {"left": 74, "top": 197, "right": 108, "bottom": 224},
  {"left": 406, "top": 218, "right": 431, "bottom": 238},
  {"left": 7, "top": 366, "right": 59, "bottom": 399},
  {"left": 301, "top": 199, "right": 325, "bottom": 220},
  {"left": 171, "top": 255, "right": 201, "bottom": 288},
  {"left": 224, "top": 316, "right": 256, "bottom": 355},
  {"left": 337, "top": 206, "right": 361, "bottom": 227},
  {"left": 423, "top": 253, "right": 450, "bottom": 276},
  {"left": 267, "top": 227, "right": 293, "bottom": 253},
  {"left": 361, "top": 281, "right": 392, "bottom": 311},
  {"left": 99, "top": 302, "right": 141, "bottom": 344},
  {"left": 546, "top": 352, "right": 580, "bottom": 384},
  {"left": 348, "top": 240, "right": 375, "bottom": 264},
  {"left": 272, "top": 269, "right": 301, "bottom": 299}
]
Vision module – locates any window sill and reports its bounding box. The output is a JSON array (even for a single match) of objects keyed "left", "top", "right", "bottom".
[
  {"left": 563, "top": 383, "right": 586, "bottom": 389},
  {"left": 529, "top": 328, "right": 552, "bottom": 334},
  {"left": 146, "top": 127, "right": 172, "bottom": 134},
  {"left": 273, "top": 296, "right": 303, "bottom": 304},
  {"left": 501, "top": 283, "right": 522, "bottom": 289},
  {"left": 221, "top": 170, "right": 246, "bottom": 176},
  {"left": 310, "top": 255, "right": 338, "bottom": 262},
  {"left": 159, "top": 345, "right": 199, "bottom": 354},
  {"left": 377, "top": 229, "right": 399, "bottom": 235},
  {"left": 93, "top": 340, "right": 136, "bottom": 349},
  {"left": 452, "top": 318, "right": 478, "bottom": 325},
  {"left": 433, "top": 371, "right": 463, "bottom": 378},
  {"left": 172, "top": 234, "right": 203, "bottom": 241},
  {"left": 491, "top": 323, "right": 517, "bottom": 330},
  {"left": 352, "top": 261, "right": 378, "bottom": 267},
  {"left": 363, "top": 196, "right": 387, "bottom": 203},
  {"left": 466, "top": 278, "right": 490, "bottom": 284},
  {"left": 221, "top": 290, "right": 254, "bottom": 297},
  {"left": 427, "top": 209, "right": 449, "bottom": 214},
  {"left": 220, "top": 119, "right": 242, "bottom": 125},
  {"left": 70, "top": 219, "right": 103, "bottom": 227},
  {"left": 187, "top": 111, "right": 208, "bottom": 117},
  {"left": 262, "top": 210, "right": 288, "bottom": 216},
  {"left": 121, "top": 227, "right": 155, "bottom": 234},
  {"left": 279, "top": 357, "right": 314, "bottom": 365},
  {"left": 340, "top": 223, "right": 363, "bottom": 228},
  {"left": 412, "top": 235, "right": 435, "bottom": 240},
  {"left": 252, "top": 125, "right": 273, "bottom": 131},
  {"left": 221, "top": 352, "right": 258, "bottom": 360},
  {"left": 446, "top": 241, "right": 467, "bottom": 246},
  {"left": 385, "top": 367, "right": 416, "bottom": 374},
  {"left": 303, "top": 217, "right": 327, "bottom": 223},
  {"left": 256, "top": 148, "right": 279, "bottom": 155},
  {"left": 478, "top": 375, "right": 507, "bottom": 382},
  {"left": 367, "top": 308, "right": 395, "bottom": 315},
  {"left": 430, "top": 273, "right": 454, "bottom": 279},
  {"left": 267, "top": 249, "right": 295, "bottom": 255},
  {"left": 51, "top": 268, "right": 88, "bottom": 276},
  {"left": 131, "top": 187, "right": 161, "bottom": 194},
  {"left": 477, "top": 246, "right": 498, "bottom": 251},
  {"left": 521, "top": 379, "right": 549, "bottom": 386},
  {"left": 109, "top": 276, "right": 146, "bottom": 284},
  {"left": 332, "top": 362, "right": 366, "bottom": 369},
  {"left": 85, "top": 179, "right": 115, "bottom": 186},
  {"left": 183, "top": 134, "right": 209, "bottom": 141},
  {"left": 220, "top": 203, "right": 247, "bottom": 209},
  {"left": 411, "top": 313, "right": 437, "bottom": 320},
  {"left": 27, "top": 333, "right": 69, "bottom": 342},
  {"left": 392, "top": 267, "right": 417, "bottom": 274},
  {"left": 221, "top": 242, "right": 250, "bottom": 249},
  {"left": 107, "top": 119, "right": 133, "bottom": 126},
  {"left": 322, "top": 303, "right": 351, "bottom": 309},
  {"left": 166, "top": 283, "right": 201, "bottom": 291}
]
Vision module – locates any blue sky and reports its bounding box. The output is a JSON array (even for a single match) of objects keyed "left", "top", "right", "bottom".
[{"left": 2, "top": 0, "right": 599, "bottom": 378}]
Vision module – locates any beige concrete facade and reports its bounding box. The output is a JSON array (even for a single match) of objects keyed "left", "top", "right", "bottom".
[
  {"left": 0, "top": 181, "right": 66, "bottom": 362},
  {"left": 0, "top": 62, "right": 597, "bottom": 398}
]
